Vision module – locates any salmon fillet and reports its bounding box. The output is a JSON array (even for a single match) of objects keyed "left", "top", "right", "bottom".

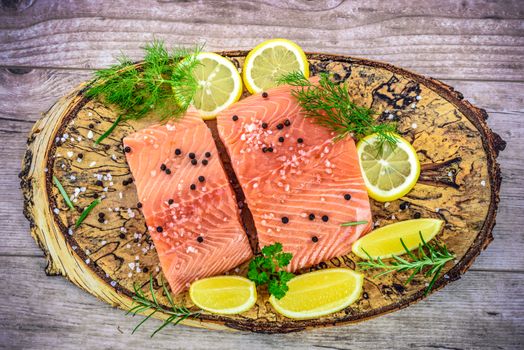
[
  {"left": 217, "top": 84, "right": 373, "bottom": 271},
  {"left": 124, "top": 111, "right": 252, "bottom": 294}
]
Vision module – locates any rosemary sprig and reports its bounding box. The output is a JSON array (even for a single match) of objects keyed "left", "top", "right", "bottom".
[
  {"left": 52, "top": 175, "right": 74, "bottom": 210},
  {"left": 75, "top": 198, "right": 101, "bottom": 227},
  {"left": 341, "top": 220, "right": 368, "bottom": 227},
  {"left": 358, "top": 232, "right": 455, "bottom": 295},
  {"left": 277, "top": 71, "right": 397, "bottom": 145},
  {"left": 86, "top": 40, "right": 201, "bottom": 142},
  {"left": 127, "top": 275, "right": 201, "bottom": 337}
]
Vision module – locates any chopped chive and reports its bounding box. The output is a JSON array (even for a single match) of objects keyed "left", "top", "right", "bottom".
[
  {"left": 95, "top": 115, "right": 122, "bottom": 145},
  {"left": 53, "top": 176, "right": 74, "bottom": 210},
  {"left": 75, "top": 198, "right": 101, "bottom": 227},
  {"left": 341, "top": 220, "right": 368, "bottom": 227}
]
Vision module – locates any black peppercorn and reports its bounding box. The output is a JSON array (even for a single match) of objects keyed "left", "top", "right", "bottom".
[
  {"left": 191, "top": 159, "right": 197, "bottom": 165},
  {"left": 344, "top": 193, "right": 351, "bottom": 200},
  {"left": 262, "top": 92, "right": 268, "bottom": 98},
  {"left": 322, "top": 215, "right": 329, "bottom": 222},
  {"left": 312, "top": 236, "right": 319, "bottom": 243},
  {"left": 198, "top": 176, "right": 205, "bottom": 182},
  {"left": 205, "top": 152, "right": 211, "bottom": 158},
  {"left": 156, "top": 226, "right": 163, "bottom": 233},
  {"left": 277, "top": 123, "right": 284, "bottom": 130},
  {"left": 188, "top": 153, "right": 196, "bottom": 159},
  {"left": 160, "top": 164, "right": 166, "bottom": 171},
  {"left": 297, "top": 138, "right": 304, "bottom": 144},
  {"left": 175, "top": 148, "right": 182, "bottom": 156},
  {"left": 197, "top": 236, "right": 204, "bottom": 243},
  {"left": 284, "top": 119, "right": 291, "bottom": 126},
  {"left": 262, "top": 122, "right": 268, "bottom": 129},
  {"left": 168, "top": 199, "right": 174, "bottom": 205},
  {"left": 119, "top": 233, "right": 126, "bottom": 239},
  {"left": 95, "top": 180, "right": 103, "bottom": 186},
  {"left": 232, "top": 115, "right": 239, "bottom": 121},
  {"left": 278, "top": 136, "right": 285, "bottom": 143},
  {"left": 190, "top": 184, "right": 196, "bottom": 190},
  {"left": 202, "top": 159, "right": 208, "bottom": 166},
  {"left": 308, "top": 213, "right": 315, "bottom": 220},
  {"left": 124, "top": 146, "right": 131, "bottom": 153},
  {"left": 165, "top": 168, "right": 171, "bottom": 175},
  {"left": 137, "top": 202, "right": 142, "bottom": 208},
  {"left": 414, "top": 212, "right": 421, "bottom": 219},
  {"left": 281, "top": 217, "right": 289, "bottom": 224},
  {"left": 399, "top": 202, "right": 409, "bottom": 210}
]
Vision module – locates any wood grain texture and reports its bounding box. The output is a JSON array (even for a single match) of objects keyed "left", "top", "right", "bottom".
[
  {"left": 1, "top": 0, "right": 523, "bottom": 348},
  {"left": 1, "top": 256, "right": 523, "bottom": 349},
  {"left": 0, "top": 1, "right": 523, "bottom": 81}
]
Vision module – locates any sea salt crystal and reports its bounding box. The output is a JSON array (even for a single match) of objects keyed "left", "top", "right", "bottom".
[
  {"left": 411, "top": 123, "right": 418, "bottom": 129},
  {"left": 70, "top": 175, "right": 76, "bottom": 181},
  {"left": 85, "top": 259, "right": 90, "bottom": 264},
  {"left": 416, "top": 95, "right": 421, "bottom": 101},
  {"left": 101, "top": 240, "right": 107, "bottom": 246},
  {"left": 384, "top": 202, "right": 390, "bottom": 208},
  {"left": 67, "top": 151, "right": 74, "bottom": 158},
  {"left": 110, "top": 281, "right": 117, "bottom": 287},
  {"left": 87, "top": 130, "right": 94, "bottom": 139},
  {"left": 53, "top": 208, "right": 60, "bottom": 214},
  {"left": 89, "top": 161, "right": 96, "bottom": 167},
  {"left": 68, "top": 228, "right": 74, "bottom": 236},
  {"left": 481, "top": 180, "right": 486, "bottom": 187}
]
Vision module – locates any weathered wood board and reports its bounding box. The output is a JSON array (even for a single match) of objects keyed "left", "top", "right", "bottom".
[{"left": 20, "top": 52, "right": 505, "bottom": 333}]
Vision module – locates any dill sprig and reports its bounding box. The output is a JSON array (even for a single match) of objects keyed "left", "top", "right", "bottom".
[
  {"left": 86, "top": 40, "right": 201, "bottom": 143},
  {"left": 52, "top": 175, "right": 74, "bottom": 210},
  {"left": 127, "top": 275, "right": 201, "bottom": 337},
  {"left": 358, "top": 232, "right": 455, "bottom": 295},
  {"left": 277, "top": 71, "right": 397, "bottom": 144},
  {"left": 75, "top": 198, "right": 101, "bottom": 227}
]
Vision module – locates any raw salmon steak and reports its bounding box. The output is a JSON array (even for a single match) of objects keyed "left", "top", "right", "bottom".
[
  {"left": 217, "top": 84, "right": 373, "bottom": 271},
  {"left": 124, "top": 111, "right": 252, "bottom": 294}
]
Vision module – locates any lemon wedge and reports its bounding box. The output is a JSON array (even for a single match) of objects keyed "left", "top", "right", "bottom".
[
  {"left": 189, "top": 276, "right": 256, "bottom": 315},
  {"left": 242, "top": 38, "right": 309, "bottom": 94},
  {"left": 357, "top": 133, "right": 420, "bottom": 202},
  {"left": 191, "top": 52, "right": 243, "bottom": 119},
  {"left": 269, "top": 268, "right": 363, "bottom": 320},
  {"left": 352, "top": 218, "right": 444, "bottom": 260}
]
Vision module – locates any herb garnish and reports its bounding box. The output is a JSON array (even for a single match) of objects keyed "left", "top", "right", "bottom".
[
  {"left": 52, "top": 175, "right": 74, "bottom": 210},
  {"left": 277, "top": 71, "right": 397, "bottom": 145},
  {"left": 86, "top": 40, "right": 201, "bottom": 143},
  {"left": 341, "top": 220, "right": 368, "bottom": 227},
  {"left": 128, "top": 275, "right": 201, "bottom": 337},
  {"left": 358, "top": 232, "right": 455, "bottom": 295},
  {"left": 247, "top": 243, "right": 295, "bottom": 299},
  {"left": 75, "top": 198, "right": 101, "bottom": 227}
]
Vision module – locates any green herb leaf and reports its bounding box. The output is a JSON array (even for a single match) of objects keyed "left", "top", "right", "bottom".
[
  {"left": 129, "top": 274, "right": 201, "bottom": 337},
  {"left": 247, "top": 243, "right": 295, "bottom": 299},
  {"left": 52, "top": 175, "right": 74, "bottom": 210},
  {"left": 341, "top": 220, "right": 368, "bottom": 227},
  {"left": 357, "top": 232, "right": 455, "bottom": 295},
  {"left": 277, "top": 71, "right": 397, "bottom": 145},
  {"left": 86, "top": 40, "right": 202, "bottom": 140},
  {"left": 95, "top": 115, "right": 122, "bottom": 145},
  {"left": 75, "top": 198, "right": 101, "bottom": 228}
]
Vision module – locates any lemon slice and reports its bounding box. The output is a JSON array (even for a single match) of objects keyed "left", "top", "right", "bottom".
[
  {"left": 191, "top": 52, "right": 243, "bottom": 119},
  {"left": 357, "top": 133, "right": 420, "bottom": 202},
  {"left": 189, "top": 276, "right": 256, "bottom": 315},
  {"left": 242, "top": 38, "right": 309, "bottom": 94},
  {"left": 269, "top": 268, "right": 363, "bottom": 320},
  {"left": 352, "top": 219, "right": 444, "bottom": 260}
]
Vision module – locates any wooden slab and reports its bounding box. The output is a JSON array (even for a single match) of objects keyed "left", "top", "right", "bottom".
[{"left": 20, "top": 52, "right": 505, "bottom": 333}]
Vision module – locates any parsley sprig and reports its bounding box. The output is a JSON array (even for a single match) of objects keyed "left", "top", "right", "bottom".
[
  {"left": 247, "top": 243, "right": 295, "bottom": 299},
  {"left": 358, "top": 232, "right": 455, "bottom": 295},
  {"left": 277, "top": 71, "right": 397, "bottom": 145}
]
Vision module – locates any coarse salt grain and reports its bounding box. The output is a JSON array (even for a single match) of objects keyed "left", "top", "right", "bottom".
[
  {"left": 411, "top": 123, "right": 418, "bottom": 129},
  {"left": 53, "top": 208, "right": 60, "bottom": 214},
  {"left": 481, "top": 180, "right": 486, "bottom": 187},
  {"left": 67, "top": 151, "right": 74, "bottom": 158},
  {"left": 87, "top": 130, "right": 94, "bottom": 139}
]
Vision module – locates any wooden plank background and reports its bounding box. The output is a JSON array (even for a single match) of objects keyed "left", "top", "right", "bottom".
[{"left": 0, "top": 0, "right": 523, "bottom": 349}]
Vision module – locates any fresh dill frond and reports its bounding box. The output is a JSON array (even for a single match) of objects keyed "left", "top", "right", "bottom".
[
  {"left": 277, "top": 71, "right": 397, "bottom": 144},
  {"left": 127, "top": 275, "right": 201, "bottom": 337},
  {"left": 357, "top": 232, "right": 455, "bottom": 295},
  {"left": 86, "top": 40, "right": 202, "bottom": 142}
]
